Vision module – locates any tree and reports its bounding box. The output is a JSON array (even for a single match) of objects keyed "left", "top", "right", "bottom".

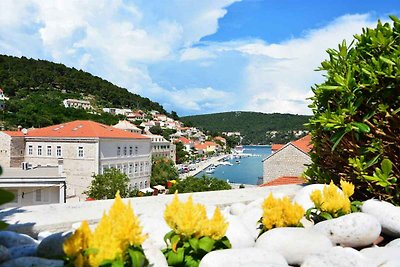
[
  {"left": 175, "top": 142, "right": 188, "bottom": 164},
  {"left": 85, "top": 168, "right": 131, "bottom": 200},
  {"left": 306, "top": 16, "right": 400, "bottom": 204},
  {"left": 149, "top": 125, "right": 163, "bottom": 135},
  {"left": 170, "top": 110, "right": 179, "bottom": 120},
  {"left": 168, "top": 176, "right": 231, "bottom": 194},
  {"left": 151, "top": 158, "right": 179, "bottom": 186}
]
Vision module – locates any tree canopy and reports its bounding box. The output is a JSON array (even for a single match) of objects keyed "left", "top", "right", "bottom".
[
  {"left": 151, "top": 158, "right": 179, "bottom": 186},
  {"left": 168, "top": 176, "right": 231, "bottom": 194}
]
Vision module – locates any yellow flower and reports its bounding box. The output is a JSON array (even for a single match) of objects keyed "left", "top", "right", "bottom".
[
  {"left": 164, "top": 194, "right": 229, "bottom": 240},
  {"left": 340, "top": 180, "right": 354, "bottom": 197},
  {"left": 64, "top": 192, "right": 147, "bottom": 267},
  {"left": 310, "top": 180, "right": 354, "bottom": 217},
  {"left": 261, "top": 193, "right": 304, "bottom": 231},
  {"left": 64, "top": 220, "right": 92, "bottom": 266},
  {"left": 199, "top": 207, "right": 228, "bottom": 240}
]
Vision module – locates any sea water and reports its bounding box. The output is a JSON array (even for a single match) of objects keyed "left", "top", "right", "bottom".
[{"left": 196, "top": 145, "right": 272, "bottom": 185}]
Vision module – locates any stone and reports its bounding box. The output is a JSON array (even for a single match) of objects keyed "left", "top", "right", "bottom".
[
  {"left": 230, "top": 203, "right": 246, "bottom": 216},
  {"left": 386, "top": 238, "right": 400, "bottom": 248},
  {"left": 362, "top": 199, "right": 400, "bottom": 237},
  {"left": 312, "top": 213, "right": 381, "bottom": 247},
  {"left": 255, "top": 227, "right": 333, "bottom": 265},
  {"left": 9, "top": 244, "right": 37, "bottom": 259},
  {"left": 292, "top": 184, "right": 326, "bottom": 210},
  {"left": 239, "top": 207, "right": 263, "bottom": 240},
  {"left": 0, "top": 246, "right": 9, "bottom": 263},
  {"left": 199, "top": 248, "right": 288, "bottom": 267},
  {"left": 225, "top": 214, "right": 255, "bottom": 248},
  {"left": 37, "top": 231, "right": 52, "bottom": 242},
  {"left": 0, "top": 256, "right": 64, "bottom": 267},
  {"left": 144, "top": 247, "right": 168, "bottom": 267},
  {"left": 0, "top": 231, "right": 38, "bottom": 248},
  {"left": 37, "top": 231, "right": 72, "bottom": 258},
  {"left": 301, "top": 246, "right": 374, "bottom": 267},
  {"left": 140, "top": 214, "right": 171, "bottom": 250},
  {"left": 361, "top": 247, "right": 400, "bottom": 266}
]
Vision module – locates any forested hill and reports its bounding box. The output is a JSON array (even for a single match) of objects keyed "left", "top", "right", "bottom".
[
  {"left": 0, "top": 55, "right": 166, "bottom": 128},
  {"left": 181, "top": 112, "right": 311, "bottom": 145}
]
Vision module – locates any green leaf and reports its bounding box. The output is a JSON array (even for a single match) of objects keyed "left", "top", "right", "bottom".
[
  {"left": 167, "top": 247, "right": 184, "bottom": 266},
  {"left": 318, "top": 85, "right": 343, "bottom": 91},
  {"left": 220, "top": 236, "right": 232, "bottom": 249},
  {"left": 198, "top": 236, "right": 215, "bottom": 253},
  {"left": 188, "top": 237, "right": 199, "bottom": 251},
  {"left": 128, "top": 247, "right": 146, "bottom": 267},
  {"left": 381, "top": 159, "right": 392, "bottom": 175},
  {"left": 163, "top": 230, "right": 174, "bottom": 246},
  {"left": 0, "top": 221, "right": 8, "bottom": 230},
  {"left": 352, "top": 122, "right": 370, "bottom": 133},
  {"left": 184, "top": 255, "right": 200, "bottom": 267},
  {"left": 84, "top": 248, "right": 99, "bottom": 256},
  {"left": 319, "top": 212, "right": 333, "bottom": 221},
  {"left": 0, "top": 189, "right": 15, "bottom": 205},
  {"left": 171, "top": 234, "right": 181, "bottom": 251},
  {"left": 379, "top": 56, "right": 395, "bottom": 65}
]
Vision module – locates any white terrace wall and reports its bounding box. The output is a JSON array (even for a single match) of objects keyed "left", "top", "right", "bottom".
[{"left": 0, "top": 185, "right": 302, "bottom": 237}]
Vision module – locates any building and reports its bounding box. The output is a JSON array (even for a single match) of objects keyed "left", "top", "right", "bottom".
[
  {"left": 113, "top": 120, "right": 142, "bottom": 134},
  {"left": 103, "top": 108, "right": 132, "bottom": 116},
  {"left": 0, "top": 88, "right": 9, "bottom": 110},
  {"left": 0, "top": 165, "right": 66, "bottom": 208},
  {"left": 175, "top": 137, "right": 193, "bottom": 152},
  {"left": 0, "top": 120, "right": 152, "bottom": 201},
  {"left": 63, "top": 99, "right": 92, "bottom": 110},
  {"left": 144, "top": 134, "right": 176, "bottom": 162},
  {"left": 262, "top": 135, "right": 312, "bottom": 184}
]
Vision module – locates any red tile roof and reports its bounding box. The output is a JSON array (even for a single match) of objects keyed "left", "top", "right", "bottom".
[
  {"left": 259, "top": 176, "right": 306, "bottom": 187},
  {"left": 194, "top": 142, "right": 207, "bottom": 150},
  {"left": 291, "top": 135, "right": 312, "bottom": 154},
  {"left": 176, "top": 137, "right": 191, "bottom": 144},
  {"left": 271, "top": 144, "right": 284, "bottom": 152},
  {"left": 2, "top": 131, "right": 24, "bottom": 137},
  {"left": 2, "top": 120, "right": 149, "bottom": 139}
]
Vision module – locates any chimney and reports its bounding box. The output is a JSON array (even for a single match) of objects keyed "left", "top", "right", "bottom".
[
  {"left": 57, "top": 158, "right": 64, "bottom": 175},
  {"left": 17, "top": 125, "right": 22, "bottom": 132}
]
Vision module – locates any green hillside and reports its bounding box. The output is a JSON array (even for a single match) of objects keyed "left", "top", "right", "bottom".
[
  {"left": 0, "top": 55, "right": 166, "bottom": 129},
  {"left": 181, "top": 111, "right": 311, "bottom": 145}
]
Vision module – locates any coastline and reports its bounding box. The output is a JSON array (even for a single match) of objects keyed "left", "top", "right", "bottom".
[{"left": 179, "top": 154, "right": 228, "bottom": 179}]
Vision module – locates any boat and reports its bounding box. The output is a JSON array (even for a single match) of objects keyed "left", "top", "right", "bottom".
[
  {"left": 235, "top": 160, "right": 240, "bottom": 164},
  {"left": 205, "top": 165, "right": 216, "bottom": 174},
  {"left": 233, "top": 145, "right": 244, "bottom": 154}
]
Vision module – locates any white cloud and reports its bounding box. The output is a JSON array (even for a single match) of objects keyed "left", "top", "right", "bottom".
[
  {"left": 180, "top": 47, "right": 215, "bottom": 61},
  {"left": 238, "top": 14, "right": 379, "bottom": 114}
]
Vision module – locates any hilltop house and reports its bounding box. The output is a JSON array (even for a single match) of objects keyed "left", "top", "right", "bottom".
[
  {"left": 175, "top": 137, "right": 194, "bottom": 152},
  {"left": 0, "top": 120, "right": 152, "bottom": 201},
  {"left": 262, "top": 135, "right": 312, "bottom": 184},
  {"left": 63, "top": 99, "right": 93, "bottom": 110},
  {"left": 113, "top": 120, "right": 142, "bottom": 134},
  {"left": 0, "top": 88, "right": 9, "bottom": 110}
]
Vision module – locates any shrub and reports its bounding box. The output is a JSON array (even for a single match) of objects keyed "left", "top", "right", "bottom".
[{"left": 306, "top": 16, "right": 400, "bottom": 204}]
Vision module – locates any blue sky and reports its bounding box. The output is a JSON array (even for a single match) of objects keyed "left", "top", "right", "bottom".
[{"left": 0, "top": 1, "right": 398, "bottom": 116}]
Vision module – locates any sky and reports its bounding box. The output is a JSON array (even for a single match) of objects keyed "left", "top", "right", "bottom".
[{"left": 0, "top": 1, "right": 399, "bottom": 116}]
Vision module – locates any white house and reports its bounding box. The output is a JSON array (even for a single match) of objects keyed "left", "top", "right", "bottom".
[
  {"left": 103, "top": 108, "right": 132, "bottom": 116},
  {"left": 0, "top": 165, "right": 66, "bottom": 208},
  {"left": 0, "top": 88, "right": 9, "bottom": 110},
  {"left": 63, "top": 99, "right": 92, "bottom": 110},
  {"left": 0, "top": 120, "right": 152, "bottom": 201}
]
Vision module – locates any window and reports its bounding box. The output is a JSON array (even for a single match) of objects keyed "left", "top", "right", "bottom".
[
  {"left": 35, "top": 189, "right": 49, "bottom": 203},
  {"left": 129, "top": 146, "right": 133, "bottom": 155},
  {"left": 144, "top": 180, "right": 148, "bottom": 187},
  {"left": 37, "top": 145, "right": 42, "bottom": 156},
  {"left": 123, "top": 165, "right": 127, "bottom": 174},
  {"left": 139, "top": 162, "right": 143, "bottom": 173},
  {"left": 56, "top": 146, "right": 62, "bottom": 157},
  {"left": 28, "top": 145, "right": 33, "bottom": 155},
  {"left": 78, "top": 146, "right": 84, "bottom": 158},
  {"left": 134, "top": 183, "right": 138, "bottom": 189},
  {"left": 47, "top": 146, "right": 52, "bottom": 156},
  {"left": 140, "top": 181, "right": 143, "bottom": 189},
  {"left": 129, "top": 163, "right": 133, "bottom": 174},
  {"left": 135, "top": 146, "right": 138, "bottom": 154},
  {"left": 134, "top": 163, "right": 138, "bottom": 174},
  {"left": 123, "top": 146, "right": 127, "bottom": 156},
  {"left": 117, "top": 146, "right": 121, "bottom": 156}
]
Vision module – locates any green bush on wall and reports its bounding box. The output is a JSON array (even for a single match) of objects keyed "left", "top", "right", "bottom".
[{"left": 305, "top": 16, "right": 400, "bottom": 204}]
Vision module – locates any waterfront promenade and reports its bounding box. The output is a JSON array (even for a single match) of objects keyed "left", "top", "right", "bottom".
[{"left": 179, "top": 154, "right": 228, "bottom": 179}]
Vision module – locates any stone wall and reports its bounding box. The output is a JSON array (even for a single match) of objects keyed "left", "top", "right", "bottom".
[
  {"left": 0, "top": 133, "right": 11, "bottom": 168},
  {"left": 0, "top": 185, "right": 302, "bottom": 237},
  {"left": 263, "top": 144, "right": 311, "bottom": 183},
  {"left": 10, "top": 137, "right": 25, "bottom": 168}
]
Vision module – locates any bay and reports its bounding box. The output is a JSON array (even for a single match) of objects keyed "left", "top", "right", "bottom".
[{"left": 196, "top": 145, "right": 272, "bottom": 185}]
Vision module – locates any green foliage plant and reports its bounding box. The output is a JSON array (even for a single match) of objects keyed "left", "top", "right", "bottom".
[
  {"left": 305, "top": 16, "right": 400, "bottom": 204},
  {"left": 167, "top": 176, "right": 231, "bottom": 194},
  {"left": 84, "top": 168, "right": 131, "bottom": 200},
  {"left": 151, "top": 158, "right": 179, "bottom": 187}
]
